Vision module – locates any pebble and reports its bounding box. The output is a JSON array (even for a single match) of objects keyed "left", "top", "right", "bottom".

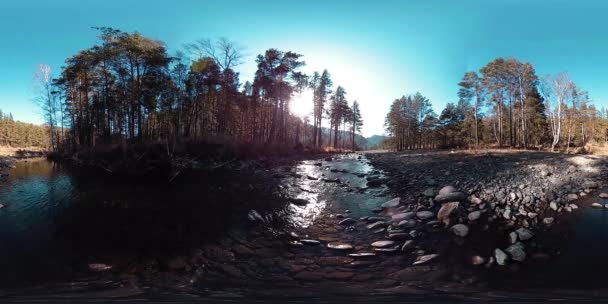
[
  {"left": 437, "top": 202, "right": 459, "bottom": 224},
  {"left": 338, "top": 218, "right": 356, "bottom": 225},
  {"left": 300, "top": 239, "right": 321, "bottom": 245},
  {"left": 600, "top": 193, "right": 608, "bottom": 199},
  {"left": 543, "top": 217, "right": 555, "bottom": 225},
  {"left": 505, "top": 242, "right": 526, "bottom": 262},
  {"left": 592, "top": 202, "right": 603, "bottom": 208},
  {"left": 515, "top": 228, "right": 534, "bottom": 241},
  {"left": 327, "top": 242, "right": 354, "bottom": 250},
  {"left": 348, "top": 252, "right": 377, "bottom": 258},
  {"left": 381, "top": 198, "right": 400, "bottom": 208},
  {"left": 401, "top": 240, "right": 415, "bottom": 252}
]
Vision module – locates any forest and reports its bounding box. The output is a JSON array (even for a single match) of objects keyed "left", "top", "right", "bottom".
[
  {"left": 33, "top": 28, "right": 363, "bottom": 154},
  {"left": 0, "top": 110, "right": 48, "bottom": 148},
  {"left": 384, "top": 58, "right": 608, "bottom": 152}
]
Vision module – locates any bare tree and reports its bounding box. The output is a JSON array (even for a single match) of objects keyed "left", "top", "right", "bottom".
[
  {"left": 540, "top": 73, "right": 573, "bottom": 152},
  {"left": 184, "top": 37, "right": 243, "bottom": 70},
  {"left": 33, "top": 64, "right": 59, "bottom": 151}
]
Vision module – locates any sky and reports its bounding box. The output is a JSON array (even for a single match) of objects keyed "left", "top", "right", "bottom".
[{"left": 2, "top": 0, "right": 608, "bottom": 137}]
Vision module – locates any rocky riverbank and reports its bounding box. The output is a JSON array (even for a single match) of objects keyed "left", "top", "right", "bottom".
[{"left": 365, "top": 150, "right": 608, "bottom": 267}]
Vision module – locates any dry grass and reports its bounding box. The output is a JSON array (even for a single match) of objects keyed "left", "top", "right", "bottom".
[{"left": 0, "top": 146, "right": 45, "bottom": 157}]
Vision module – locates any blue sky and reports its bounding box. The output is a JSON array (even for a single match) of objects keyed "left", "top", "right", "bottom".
[{"left": 1, "top": 0, "right": 608, "bottom": 136}]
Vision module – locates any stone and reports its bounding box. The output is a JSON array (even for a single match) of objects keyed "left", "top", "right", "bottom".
[
  {"left": 416, "top": 211, "right": 435, "bottom": 220},
  {"left": 348, "top": 252, "right": 377, "bottom": 258},
  {"left": 413, "top": 254, "right": 439, "bottom": 265},
  {"left": 247, "top": 210, "right": 264, "bottom": 222},
  {"left": 397, "top": 219, "right": 416, "bottom": 228},
  {"left": 543, "top": 217, "right": 555, "bottom": 225},
  {"left": 338, "top": 218, "right": 356, "bottom": 225},
  {"left": 494, "top": 248, "right": 508, "bottom": 266},
  {"left": 437, "top": 202, "right": 459, "bottom": 224},
  {"left": 468, "top": 211, "right": 481, "bottom": 221},
  {"left": 366, "top": 221, "right": 387, "bottom": 230},
  {"left": 300, "top": 239, "right": 321, "bottom": 245},
  {"left": 88, "top": 263, "right": 112, "bottom": 272},
  {"left": 470, "top": 195, "right": 483, "bottom": 205},
  {"left": 325, "top": 272, "right": 355, "bottom": 280},
  {"left": 450, "top": 224, "right": 469, "bottom": 237},
  {"left": 423, "top": 188, "right": 436, "bottom": 197},
  {"left": 600, "top": 193, "right": 608, "bottom": 199},
  {"left": 388, "top": 233, "right": 409, "bottom": 240},
  {"left": 549, "top": 201, "right": 558, "bottom": 211},
  {"left": 438, "top": 185, "right": 457, "bottom": 195},
  {"left": 434, "top": 192, "right": 466, "bottom": 203},
  {"left": 471, "top": 255, "right": 485, "bottom": 266},
  {"left": 515, "top": 228, "right": 534, "bottom": 241},
  {"left": 327, "top": 242, "right": 353, "bottom": 250},
  {"left": 291, "top": 198, "right": 309, "bottom": 206},
  {"left": 382, "top": 198, "right": 401, "bottom": 208},
  {"left": 567, "top": 193, "right": 579, "bottom": 202},
  {"left": 505, "top": 242, "right": 526, "bottom": 262},
  {"left": 371, "top": 240, "right": 396, "bottom": 248},
  {"left": 401, "top": 240, "right": 415, "bottom": 252},
  {"left": 592, "top": 202, "right": 603, "bottom": 208},
  {"left": 509, "top": 231, "right": 518, "bottom": 244},
  {"left": 392, "top": 212, "right": 415, "bottom": 222},
  {"left": 374, "top": 247, "right": 399, "bottom": 253}
]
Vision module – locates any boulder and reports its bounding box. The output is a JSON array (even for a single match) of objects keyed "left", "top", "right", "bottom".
[
  {"left": 450, "top": 224, "right": 469, "bottom": 237},
  {"left": 381, "top": 198, "right": 400, "bottom": 208},
  {"left": 437, "top": 202, "right": 459, "bottom": 224},
  {"left": 505, "top": 242, "right": 526, "bottom": 262},
  {"left": 495, "top": 248, "right": 508, "bottom": 266}
]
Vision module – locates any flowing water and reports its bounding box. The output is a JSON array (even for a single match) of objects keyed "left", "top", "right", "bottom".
[{"left": 2, "top": 156, "right": 608, "bottom": 300}]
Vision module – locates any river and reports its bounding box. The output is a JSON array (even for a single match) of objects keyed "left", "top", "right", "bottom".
[{"left": 1, "top": 156, "right": 608, "bottom": 300}]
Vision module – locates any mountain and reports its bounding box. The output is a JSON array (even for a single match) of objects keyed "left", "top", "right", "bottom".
[{"left": 365, "top": 135, "right": 388, "bottom": 148}]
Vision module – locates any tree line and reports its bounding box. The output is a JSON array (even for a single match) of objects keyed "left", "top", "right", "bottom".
[
  {"left": 385, "top": 57, "right": 608, "bottom": 152},
  {"left": 0, "top": 110, "right": 48, "bottom": 148},
  {"left": 35, "top": 28, "right": 364, "bottom": 154}
]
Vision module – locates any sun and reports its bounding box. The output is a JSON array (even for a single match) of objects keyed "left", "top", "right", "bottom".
[{"left": 290, "top": 90, "right": 314, "bottom": 118}]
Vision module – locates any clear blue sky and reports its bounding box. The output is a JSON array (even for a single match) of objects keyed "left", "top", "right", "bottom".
[{"left": 1, "top": 0, "right": 608, "bottom": 136}]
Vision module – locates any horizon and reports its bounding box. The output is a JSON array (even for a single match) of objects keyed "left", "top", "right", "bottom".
[{"left": 3, "top": 0, "right": 608, "bottom": 137}]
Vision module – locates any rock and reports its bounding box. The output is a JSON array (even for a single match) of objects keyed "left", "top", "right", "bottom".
[
  {"left": 413, "top": 254, "right": 439, "bottom": 265},
  {"left": 382, "top": 198, "right": 401, "bottom": 208},
  {"left": 319, "top": 256, "right": 354, "bottom": 266},
  {"left": 291, "top": 198, "right": 309, "bottom": 206},
  {"left": 307, "top": 175, "right": 318, "bottom": 180},
  {"left": 388, "top": 233, "right": 409, "bottom": 240},
  {"left": 543, "top": 217, "right": 555, "bottom": 225},
  {"left": 434, "top": 192, "right": 466, "bottom": 203},
  {"left": 423, "top": 188, "right": 436, "bottom": 197},
  {"left": 348, "top": 252, "right": 377, "bottom": 258},
  {"left": 300, "top": 239, "right": 321, "bottom": 245},
  {"left": 570, "top": 204, "right": 578, "bottom": 210},
  {"left": 438, "top": 185, "right": 457, "bottom": 195},
  {"left": 397, "top": 220, "right": 416, "bottom": 228},
  {"left": 401, "top": 240, "right": 415, "bottom": 252},
  {"left": 549, "top": 201, "right": 558, "bottom": 211},
  {"left": 470, "top": 195, "right": 482, "bottom": 205},
  {"left": 567, "top": 193, "right": 579, "bottom": 202},
  {"left": 367, "top": 179, "right": 384, "bottom": 187},
  {"left": 391, "top": 212, "right": 415, "bottom": 222},
  {"left": 0, "top": 204, "right": 5, "bottom": 209},
  {"left": 600, "top": 193, "right": 608, "bottom": 199},
  {"left": 247, "top": 210, "right": 264, "bottom": 222},
  {"left": 327, "top": 242, "right": 353, "bottom": 250},
  {"left": 509, "top": 231, "right": 518, "bottom": 244},
  {"left": 88, "top": 263, "right": 112, "bottom": 272},
  {"left": 450, "top": 224, "right": 469, "bottom": 237},
  {"left": 437, "top": 202, "right": 459, "bottom": 224},
  {"left": 495, "top": 248, "right": 508, "bottom": 266},
  {"left": 374, "top": 247, "right": 399, "bottom": 253},
  {"left": 416, "top": 211, "right": 434, "bottom": 220},
  {"left": 294, "top": 271, "right": 324, "bottom": 281},
  {"left": 515, "top": 228, "right": 534, "bottom": 241},
  {"left": 338, "top": 218, "right": 356, "bottom": 225},
  {"left": 471, "top": 255, "right": 486, "bottom": 266},
  {"left": 468, "top": 211, "right": 481, "bottom": 221},
  {"left": 325, "top": 271, "right": 355, "bottom": 280},
  {"left": 371, "top": 240, "right": 395, "bottom": 248},
  {"left": 505, "top": 242, "right": 526, "bottom": 262},
  {"left": 366, "top": 221, "right": 387, "bottom": 230},
  {"left": 592, "top": 202, "right": 603, "bottom": 208}
]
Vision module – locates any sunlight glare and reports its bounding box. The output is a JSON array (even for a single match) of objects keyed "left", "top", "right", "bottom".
[{"left": 290, "top": 90, "right": 314, "bottom": 118}]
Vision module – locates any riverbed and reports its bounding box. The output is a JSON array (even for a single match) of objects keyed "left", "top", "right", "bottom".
[{"left": 1, "top": 153, "right": 608, "bottom": 301}]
